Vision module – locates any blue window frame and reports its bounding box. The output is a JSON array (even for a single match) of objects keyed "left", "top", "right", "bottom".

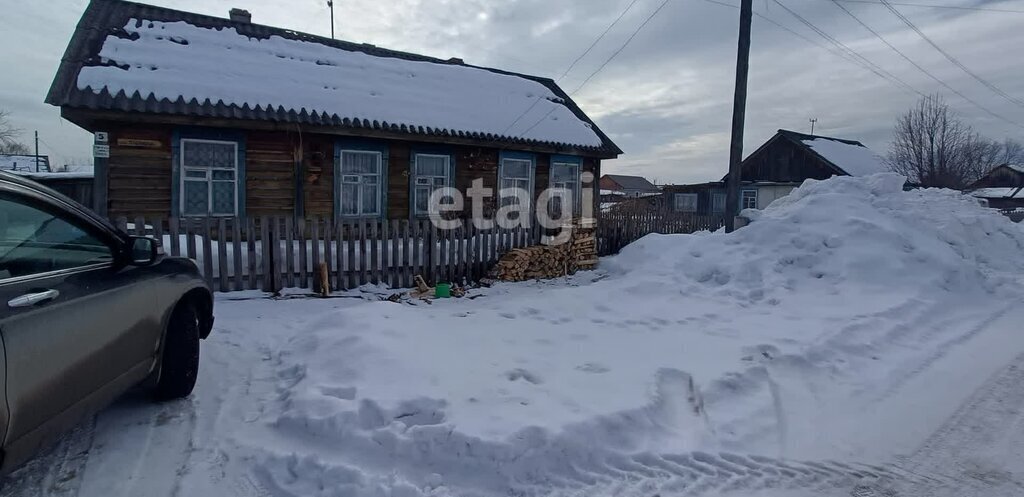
[
  {"left": 172, "top": 128, "right": 246, "bottom": 217},
  {"left": 497, "top": 151, "right": 536, "bottom": 209},
  {"left": 549, "top": 154, "right": 581, "bottom": 216},
  {"left": 334, "top": 139, "right": 389, "bottom": 219},
  {"left": 410, "top": 147, "right": 456, "bottom": 218}
]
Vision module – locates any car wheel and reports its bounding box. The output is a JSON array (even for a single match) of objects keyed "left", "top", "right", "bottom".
[{"left": 154, "top": 301, "right": 200, "bottom": 400}]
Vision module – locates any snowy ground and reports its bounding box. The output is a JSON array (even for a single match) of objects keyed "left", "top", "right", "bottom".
[{"left": 4, "top": 173, "right": 1024, "bottom": 497}]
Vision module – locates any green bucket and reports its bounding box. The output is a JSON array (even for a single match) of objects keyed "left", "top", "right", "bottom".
[{"left": 435, "top": 282, "right": 451, "bottom": 298}]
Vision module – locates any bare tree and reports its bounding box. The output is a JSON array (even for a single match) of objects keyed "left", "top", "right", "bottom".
[
  {"left": 0, "top": 109, "right": 31, "bottom": 155},
  {"left": 888, "top": 95, "right": 981, "bottom": 189}
]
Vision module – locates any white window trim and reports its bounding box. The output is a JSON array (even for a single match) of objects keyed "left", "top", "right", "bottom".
[
  {"left": 413, "top": 153, "right": 451, "bottom": 217},
  {"left": 499, "top": 157, "right": 534, "bottom": 207},
  {"left": 549, "top": 161, "right": 581, "bottom": 215},
  {"left": 179, "top": 138, "right": 239, "bottom": 217},
  {"left": 339, "top": 149, "right": 384, "bottom": 217},
  {"left": 741, "top": 189, "right": 758, "bottom": 210}
]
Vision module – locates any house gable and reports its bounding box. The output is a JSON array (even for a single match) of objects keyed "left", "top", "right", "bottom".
[{"left": 735, "top": 132, "right": 840, "bottom": 183}]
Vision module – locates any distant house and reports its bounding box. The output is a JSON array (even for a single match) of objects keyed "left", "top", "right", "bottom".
[
  {"left": 46, "top": 0, "right": 621, "bottom": 220},
  {"left": 662, "top": 130, "right": 888, "bottom": 214},
  {"left": 599, "top": 174, "right": 660, "bottom": 198},
  {"left": 968, "top": 164, "right": 1024, "bottom": 211}
]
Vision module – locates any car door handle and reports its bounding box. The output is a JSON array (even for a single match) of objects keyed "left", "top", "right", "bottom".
[{"left": 8, "top": 289, "right": 61, "bottom": 308}]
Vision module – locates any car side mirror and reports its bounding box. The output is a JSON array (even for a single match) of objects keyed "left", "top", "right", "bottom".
[{"left": 129, "top": 236, "right": 161, "bottom": 266}]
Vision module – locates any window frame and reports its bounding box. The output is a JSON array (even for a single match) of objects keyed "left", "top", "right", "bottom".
[
  {"left": 549, "top": 155, "right": 582, "bottom": 217},
  {"left": 178, "top": 138, "right": 240, "bottom": 217},
  {"left": 741, "top": 189, "right": 758, "bottom": 210},
  {"left": 498, "top": 151, "right": 536, "bottom": 210},
  {"left": 674, "top": 193, "right": 699, "bottom": 213},
  {"left": 334, "top": 140, "right": 389, "bottom": 220},
  {"left": 172, "top": 128, "right": 246, "bottom": 219},
  {"left": 411, "top": 150, "right": 456, "bottom": 218},
  {"left": 0, "top": 190, "right": 120, "bottom": 286}
]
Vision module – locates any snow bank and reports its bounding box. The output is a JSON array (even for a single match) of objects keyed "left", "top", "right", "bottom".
[{"left": 230, "top": 174, "right": 1024, "bottom": 496}]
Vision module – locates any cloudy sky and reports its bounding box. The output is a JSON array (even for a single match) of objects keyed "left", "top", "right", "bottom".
[{"left": 1, "top": 0, "right": 1022, "bottom": 183}]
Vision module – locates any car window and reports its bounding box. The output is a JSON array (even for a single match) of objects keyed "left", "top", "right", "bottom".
[{"left": 0, "top": 196, "right": 115, "bottom": 281}]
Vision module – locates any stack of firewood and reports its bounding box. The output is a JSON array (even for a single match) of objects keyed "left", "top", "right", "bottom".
[{"left": 492, "top": 220, "right": 599, "bottom": 281}]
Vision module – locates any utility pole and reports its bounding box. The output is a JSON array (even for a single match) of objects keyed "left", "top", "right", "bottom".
[
  {"left": 725, "top": 0, "right": 753, "bottom": 233},
  {"left": 809, "top": 118, "right": 817, "bottom": 134},
  {"left": 34, "top": 130, "right": 40, "bottom": 172},
  {"left": 327, "top": 1, "right": 335, "bottom": 39}
]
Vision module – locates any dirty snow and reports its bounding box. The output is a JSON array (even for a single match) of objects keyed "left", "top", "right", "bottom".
[
  {"left": 77, "top": 20, "right": 603, "bottom": 147},
  {"left": 6, "top": 173, "right": 1024, "bottom": 496},
  {"left": 801, "top": 137, "right": 888, "bottom": 177}
]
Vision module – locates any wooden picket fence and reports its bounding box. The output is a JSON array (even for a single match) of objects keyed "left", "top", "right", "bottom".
[
  {"left": 111, "top": 212, "right": 723, "bottom": 293},
  {"left": 597, "top": 212, "right": 727, "bottom": 255}
]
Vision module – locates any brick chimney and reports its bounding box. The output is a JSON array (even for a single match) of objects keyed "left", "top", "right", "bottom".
[{"left": 229, "top": 8, "right": 251, "bottom": 23}]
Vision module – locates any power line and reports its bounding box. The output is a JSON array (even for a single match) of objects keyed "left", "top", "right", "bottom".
[
  {"left": 569, "top": 0, "right": 676, "bottom": 95},
  {"left": 835, "top": 0, "right": 1024, "bottom": 14},
  {"left": 771, "top": 0, "right": 925, "bottom": 96},
  {"left": 702, "top": 0, "right": 885, "bottom": 71},
  {"left": 516, "top": 0, "right": 676, "bottom": 138},
  {"left": 499, "top": 0, "right": 649, "bottom": 137},
  {"left": 879, "top": 0, "right": 1024, "bottom": 108},
  {"left": 829, "top": 0, "right": 1024, "bottom": 127},
  {"left": 559, "top": 0, "right": 646, "bottom": 80}
]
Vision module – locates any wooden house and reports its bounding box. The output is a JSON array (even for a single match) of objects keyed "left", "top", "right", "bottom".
[
  {"left": 968, "top": 164, "right": 1024, "bottom": 211},
  {"left": 46, "top": 0, "right": 621, "bottom": 222},
  {"left": 661, "top": 130, "right": 888, "bottom": 214},
  {"left": 598, "top": 174, "right": 660, "bottom": 197}
]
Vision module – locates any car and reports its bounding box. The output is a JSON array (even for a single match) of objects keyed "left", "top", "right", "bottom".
[{"left": 0, "top": 170, "right": 214, "bottom": 475}]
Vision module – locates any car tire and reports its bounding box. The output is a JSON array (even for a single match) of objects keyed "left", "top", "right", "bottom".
[{"left": 154, "top": 301, "right": 200, "bottom": 400}]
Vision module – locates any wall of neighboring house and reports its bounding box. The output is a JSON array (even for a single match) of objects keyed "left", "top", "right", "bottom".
[
  {"left": 750, "top": 184, "right": 797, "bottom": 210},
  {"left": 101, "top": 122, "right": 600, "bottom": 220}
]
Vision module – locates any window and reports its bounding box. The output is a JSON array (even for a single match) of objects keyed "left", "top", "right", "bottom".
[
  {"left": 712, "top": 193, "right": 726, "bottom": 213},
  {"left": 0, "top": 197, "right": 113, "bottom": 281},
  {"left": 741, "top": 189, "right": 758, "bottom": 210},
  {"left": 549, "top": 158, "right": 580, "bottom": 216},
  {"left": 674, "top": 193, "right": 698, "bottom": 212},
  {"left": 180, "top": 139, "right": 239, "bottom": 216},
  {"left": 499, "top": 155, "right": 534, "bottom": 207},
  {"left": 339, "top": 150, "right": 383, "bottom": 217},
  {"left": 413, "top": 153, "right": 451, "bottom": 217}
]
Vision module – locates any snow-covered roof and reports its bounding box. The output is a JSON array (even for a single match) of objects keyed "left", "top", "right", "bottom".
[
  {"left": 971, "top": 187, "right": 1024, "bottom": 199},
  {"left": 601, "top": 174, "right": 659, "bottom": 192},
  {"left": 47, "top": 0, "right": 620, "bottom": 156},
  {"left": 1004, "top": 164, "right": 1024, "bottom": 174},
  {"left": 800, "top": 137, "right": 888, "bottom": 177}
]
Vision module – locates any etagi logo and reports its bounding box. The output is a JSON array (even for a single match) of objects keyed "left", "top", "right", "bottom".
[{"left": 425, "top": 171, "right": 595, "bottom": 246}]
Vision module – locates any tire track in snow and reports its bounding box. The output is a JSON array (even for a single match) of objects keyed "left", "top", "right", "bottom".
[
  {"left": 885, "top": 351, "right": 1024, "bottom": 496},
  {"left": 0, "top": 416, "right": 95, "bottom": 497}
]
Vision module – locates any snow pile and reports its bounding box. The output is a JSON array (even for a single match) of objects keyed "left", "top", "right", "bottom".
[
  {"left": 611, "top": 173, "right": 1024, "bottom": 299},
  {"left": 801, "top": 137, "right": 888, "bottom": 176},
  {"left": 77, "top": 20, "right": 603, "bottom": 147},
  {"left": 225, "top": 174, "right": 1024, "bottom": 496}
]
